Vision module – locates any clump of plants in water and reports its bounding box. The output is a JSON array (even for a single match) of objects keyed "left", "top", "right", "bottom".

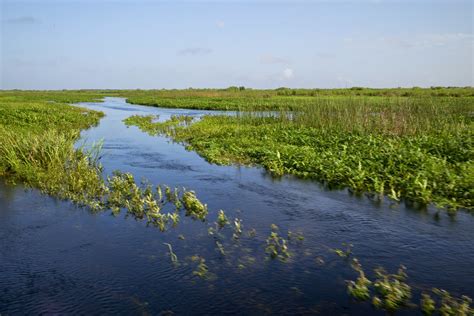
[
  {"left": 347, "top": 259, "right": 371, "bottom": 301},
  {"left": 333, "top": 243, "right": 353, "bottom": 258},
  {"left": 104, "top": 171, "right": 212, "bottom": 230},
  {"left": 265, "top": 224, "right": 291, "bottom": 261},
  {"left": 124, "top": 114, "right": 193, "bottom": 137},
  {"left": 232, "top": 218, "right": 243, "bottom": 239},
  {"left": 182, "top": 191, "right": 208, "bottom": 221},
  {"left": 217, "top": 210, "right": 229, "bottom": 228},
  {"left": 344, "top": 254, "right": 473, "bottom": 314},
  {"left": 421, "top": 289, "right": 473, "bottom": 316},
  {"left": 371, "top": 266, "right": 412, "bottom": 312},
  {"left": 346, "top": 261, "right": 411, "bottom": 312},
  {"left": 191, "top": 255, "right": 212, "bottom": 279}
]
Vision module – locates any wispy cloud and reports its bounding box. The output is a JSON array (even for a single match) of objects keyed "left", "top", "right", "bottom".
[
  {"left": 260, "top": 54, "right": 290, "bottom": 64},
  {"left": 3, "top": 16, "right": 40, "bottom": 25},
  {"left": 344, "top": 33, "right": 474, "bottom": 50},
  {"left": 216, "top": 20, "right": 225, "bottom": 29},
  {"left": 416, "top": 33, "right": 474, "bottom": 47},
  {"left": 177, "top": 48, "right": 213, "bottom": 56},
  {"left": 282, "top": 68, "right": 294, "bottom": 80}
]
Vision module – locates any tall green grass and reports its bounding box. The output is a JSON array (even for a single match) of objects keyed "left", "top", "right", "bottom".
[
  {"left": 122, "top": 87, "right": 474, "bottom": 111},
  {"left": 124, "top": 95, "right": 473, "bottom": 210},
  {"left": 0, "top": 93, "right": 107, "bottom": 206}
]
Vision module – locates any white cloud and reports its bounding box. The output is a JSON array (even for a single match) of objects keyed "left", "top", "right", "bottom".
[
  {"left": 282, "top": 68, "right": 294, "bottom": 80},
  {"left": 216, "top": 20, "right": 225, "bottom": 28}
]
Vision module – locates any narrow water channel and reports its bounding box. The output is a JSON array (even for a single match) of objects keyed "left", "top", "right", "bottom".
[{"left": 1, "top": 97, "right": 473, "bottom": 315}]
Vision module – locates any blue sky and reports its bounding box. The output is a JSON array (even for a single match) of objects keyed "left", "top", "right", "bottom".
[{"left": 1, "top": 0, "right": 472, "bottom": 89}]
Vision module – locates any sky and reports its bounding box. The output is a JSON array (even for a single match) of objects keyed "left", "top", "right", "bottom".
[{"left": 1, "top": 0, "right": 473, "bottom": 89}]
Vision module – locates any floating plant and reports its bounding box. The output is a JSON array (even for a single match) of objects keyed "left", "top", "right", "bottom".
[
  {"left": 332, "top": 243, "right": 353, "bottom": 258},
  {"left": 347, "top": 258, "right": 371, "bottom": 301},
  {"left": 217, "top": 210, "right": 229, "bottom": 229},
  {"left": 372, "top": 265, "right": 412, "bottom": 313},
  {"left": 265, "top": 224, "right": 291, "bottom": 261},
  {"left": 232, "top": 218, "right": 243, "bottom": 239}
]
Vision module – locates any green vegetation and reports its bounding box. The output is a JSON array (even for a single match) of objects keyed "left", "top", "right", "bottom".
[
  {"left": 123, "top": 87, "right": 474, "bottom": 111},
  {"left": 124, "top": 92, "right": 474, "bottom": 211},
  {"left": 191, "top": 255, "right": 212, "bottom": 279},
  {"left": 1, "top": 89, "right": 473, "bottom": 314},
  {"left": 0, "top": 91, "right": 212, "bottom": 222},
  {"left": 265, "top": 224, "right": 291, "bottom": 261},
  {"left": 371, "top": 266, "right": 412, "bottom": 312},
  {"left": 0, "top": 91, "right": 105, "bottom": 205},
  {"left": 347, "top": 259, "right": 371, "bottom": 301},
  {"left": 346, "top": 258, "right": 473, "bottom": 315},
  {"left": 429, "top": 289, "right": 473, "bottom": 316}
]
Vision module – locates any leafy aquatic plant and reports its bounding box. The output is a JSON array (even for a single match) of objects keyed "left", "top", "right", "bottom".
[
  {"left": 428, "top": 288, "right": 473, "bottom": 316},
  {"left": 191, "top": 255, "right": 211, "bottom": 279},
  {"left": 372, "top": 265, "right": 412, "bottom": 313},
  {"left": 333, "top": 243, "right": 353, "bottom": 258},
  {"left": 347, "top": 259, "right": 372, "bottom": 301},
  {"left": 287, "top": 230, "right": 304, "bottom": 242},
  {"left": 217, "top": 210, "right": 229, "bottom": 228},
  {"left": 233, "top": 218, "right": 243, "bottom": 239},
  {"left": 182, "top": 191, "right": 208, "bottom": 221},
  {"left": 265, "top": 224, "right": 291, "bottom": 261},
  {"left": 421, "top": 293, "right": 437, "bottom": 315}
]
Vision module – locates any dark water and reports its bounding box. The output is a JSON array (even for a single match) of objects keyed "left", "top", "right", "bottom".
[{"left": 1, "top": 97, "right": 473, "bottom": 315}]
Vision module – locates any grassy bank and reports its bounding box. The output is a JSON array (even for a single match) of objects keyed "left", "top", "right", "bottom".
[
  {"left": 0, "top": 92, "right": 108, "bottom": 205},
  {"left": 123, "top": 87, "right": 474, "bottom": 111},
  {"left": 124, "top": 95, "right": 473, "bottom": 210}
]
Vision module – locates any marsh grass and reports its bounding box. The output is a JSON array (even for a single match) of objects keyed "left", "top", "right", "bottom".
[
  {"left": 122, "top": 87, "right": 474, "bottom": 111},
  {"left": 0, "top": 93, "right": 107, "bottom": 208},
  {"left": 125, "top": 95, "right": 473, "bottom": 210}
]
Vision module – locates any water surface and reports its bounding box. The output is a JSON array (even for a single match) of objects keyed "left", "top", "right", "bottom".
[{"left": 1, "top": 97, "right": 473, "bottom": 315}]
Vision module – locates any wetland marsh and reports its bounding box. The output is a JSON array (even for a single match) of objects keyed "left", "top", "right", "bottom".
[{"left": 1, "top": 92, "right": 473, "bottom": 315}]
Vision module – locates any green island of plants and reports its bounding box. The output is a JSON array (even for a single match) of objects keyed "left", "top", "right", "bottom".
[{"left": 123, "top": 90, "right": 473, "bottom": 211}]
